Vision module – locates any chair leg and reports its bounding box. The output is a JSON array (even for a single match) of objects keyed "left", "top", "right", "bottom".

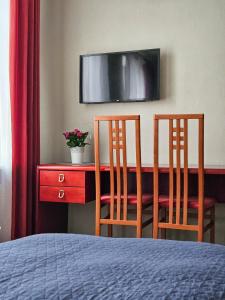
[
  {"left": 95, "top": 221, "right": 101, "bottom": 236},
  {"left": 96, "top": 198, "right": 101, "bottom": 236},
  {"left": 210, "top": 206, "right": 215, "bottom": 243},
  {"left": 197, "top": 228, "right": 204, "bottom": 242},
  {"left": 136, "top": 225, "right": 142, "bottom": 238},
  {"left": 197, "top": 232, "right": 203, "bottom": 242},
  {"left": 153, "top": 221, "right": 158, "bottom": 239}
]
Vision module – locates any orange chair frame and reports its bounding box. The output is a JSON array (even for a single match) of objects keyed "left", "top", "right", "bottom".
[
  {"left": 153, "top": 114, "right": 215, "bottom": 242},
  {"left": 94, "top": 115, "right": 152, "bottom": 238}
]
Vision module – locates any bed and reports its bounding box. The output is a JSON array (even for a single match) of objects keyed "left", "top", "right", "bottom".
[{"left": 0, "top": 234, "right": 225, "bottom": 299}]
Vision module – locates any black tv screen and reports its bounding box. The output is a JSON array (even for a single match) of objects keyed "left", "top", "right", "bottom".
[{"left": 79, "top": 48, "right": 160, "bottom": 104}]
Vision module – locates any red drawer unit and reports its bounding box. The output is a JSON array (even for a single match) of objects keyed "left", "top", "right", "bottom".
[
  {"left": 37, "top": 165, "right": 95, "bottom": 204},
  {"left": 40, "top": 186, "right": 85, "bottom": 204},
  {"left": 40, "top": 170, "right": 85, "bottom": 187},
  {"left": 35, "top": 164, "right": 96, "bottom": 233}
]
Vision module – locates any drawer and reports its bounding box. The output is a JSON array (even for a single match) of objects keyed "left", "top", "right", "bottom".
[
  {"left": 40, "top": 186, "right": 85, "bottom": 204},
  {"left": 40, "top": 170, "right": 85, "bottom": 187}
]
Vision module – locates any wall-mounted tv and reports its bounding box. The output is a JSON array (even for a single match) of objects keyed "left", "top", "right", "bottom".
[{"left": 79, "top": 48, "right": 160, "bottom": 104}]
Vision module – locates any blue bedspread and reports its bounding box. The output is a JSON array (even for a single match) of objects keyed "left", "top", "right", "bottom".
[{"left": 0, "top": 234, "right": 225, "bottom": 299}]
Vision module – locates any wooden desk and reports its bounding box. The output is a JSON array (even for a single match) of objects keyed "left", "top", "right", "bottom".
[{"left": 35, "top": 163, "right": 225, "bottom": 234}]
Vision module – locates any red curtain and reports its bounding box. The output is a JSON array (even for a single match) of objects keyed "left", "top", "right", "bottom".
[{"left": 10, "top": 0, "right": 40, "bottom": 239}]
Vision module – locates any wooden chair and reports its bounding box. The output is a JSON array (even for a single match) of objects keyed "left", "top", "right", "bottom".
[
  {"left": 153, "top": 114, "right": 215, "bottom": 242},
  {"left": 94, "top": 115, "right": 153, "bottom": 238}
]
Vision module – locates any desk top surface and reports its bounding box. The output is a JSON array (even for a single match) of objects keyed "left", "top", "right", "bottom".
[{"left": 38, "top": 163, "right": 225, "bottom": 175}]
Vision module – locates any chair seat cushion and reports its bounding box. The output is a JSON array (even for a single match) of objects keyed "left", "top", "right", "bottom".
[
  {"left": 101, "top": 193, "right": 153, "bottom": 205},
  {"left": 188, "top": 197, "right": 215, "bottom": 209},
  {"left": 158, "top": 195, "right": 215, "bottom": 209}
]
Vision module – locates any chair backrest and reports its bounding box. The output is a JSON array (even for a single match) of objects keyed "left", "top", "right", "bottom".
[
  {"left": 94, "top": 115, "right": 142, "bottom": 224},
  {"left": 153, "top": 114, "right": 204, "bottom": 233}
]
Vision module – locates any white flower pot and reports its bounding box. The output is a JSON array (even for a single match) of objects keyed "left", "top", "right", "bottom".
[{"left": 70, "top": 147, "right": 84, "bottom": 164}]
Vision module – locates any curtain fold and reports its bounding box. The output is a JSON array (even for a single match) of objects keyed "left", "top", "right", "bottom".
[
  {"left": 0, "top": 0, "right": 12, "bottom": 242},
  {"left": 10, "top": 0, "right": 40, "bottom": 239}
]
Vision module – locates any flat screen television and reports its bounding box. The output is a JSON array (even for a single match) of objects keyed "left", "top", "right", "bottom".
[{"left": 79, "top": 48, "right": 160, "bottom": 104}]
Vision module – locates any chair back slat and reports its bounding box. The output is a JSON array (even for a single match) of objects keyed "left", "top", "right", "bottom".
[
  {"left": 108, "top": 120, "right": 115, "bottom": 220},
  {"left": 183, "top": 119, "right": 188, "bottom": 224},
  {"left": 169, "top": 119, "right": 174, "bottom": 223},
  {"left": 122, "top": 120, "right": 128, "bottom": 220},
  {"left": 175, "top": 119, "right": 181, "bottom": 224},
  {"left": 153, "top": 114, "right": 204, "bottom": 238},
  {"left": 115, "top": 120, "right": 121, "bottom": 220},
  {"left": 135, "top": 119, "right": 142, "bottom": 236}
]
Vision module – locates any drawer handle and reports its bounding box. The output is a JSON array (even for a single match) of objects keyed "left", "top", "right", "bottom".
[
  {"left": 58, "top": 190, "right": 65, "bottom": 199},
  {"left": 58, "top": 174, "right": 65, "bottom": 183}
]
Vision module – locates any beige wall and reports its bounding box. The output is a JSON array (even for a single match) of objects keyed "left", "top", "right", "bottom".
[
  {"left": 61, "top": 0, "right": 225, "bottom": 165},
  {"left": 40, "top": 0, "right": 225, "bottom": 243}
]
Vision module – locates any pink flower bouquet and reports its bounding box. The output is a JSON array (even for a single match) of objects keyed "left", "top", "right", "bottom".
[{"left": 63, "top": 128, "right": 89, "bottom": 148}]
